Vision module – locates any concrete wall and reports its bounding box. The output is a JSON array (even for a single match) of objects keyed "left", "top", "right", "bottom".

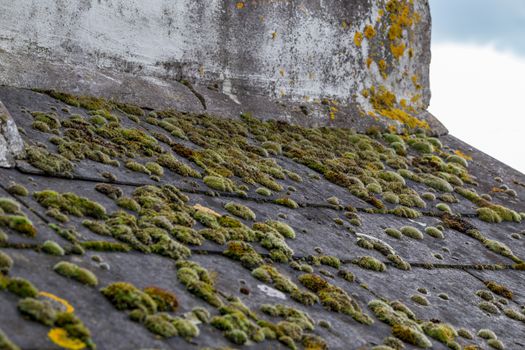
[{"left": 0, "top": 0, "right": 436, "bottom": 130}]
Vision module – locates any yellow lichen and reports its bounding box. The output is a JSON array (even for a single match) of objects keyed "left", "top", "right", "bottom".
[
  {"left": 454, "top": 150, "right": 473, "bottom": 161},
  {"left": 236, "top": 2, "right": 245, "bottom": 9},
  {"left": 354, "top": 32, "right": 364, "bottom": 47},
  {"left": 366, "top": 57, "right": 373, "bottom": 69},
  {"left": 364, "top": 25, "right": 376, "bottom": 39},
  {"left": 48, "top": 328, "right": 86, "bottom": 350},
  {"left": 391, "top": 43, "right": 406, "bottom": 59}
]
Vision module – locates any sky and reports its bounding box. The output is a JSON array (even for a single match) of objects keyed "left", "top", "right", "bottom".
[{"left": 428, "top": 0, "right": 525, "bottom": 174}]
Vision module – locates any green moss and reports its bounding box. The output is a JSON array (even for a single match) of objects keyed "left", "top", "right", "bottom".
[
  {"left": 42, "top": 240, "right": 65, "bottom": 256},
  {"left": 125, "top": 161, "right": 151, "bottom": 175},
  {"left": 384, "top": 228, "right": 402, "bottom": 239},
  {"left": 487, "top": 339, "right": 505, "bottom": 350},
  {"left": 34, "top": 190, "right": 106, "bottom": 219},
  {"left": 421, "top": 192, "right": 436, "bottom": 201},
  {"left": 116, "top": 197, "right": 141, "bottom": 212},
  {"left": 436, "top": 203, "right": 452, "bottom": 213},
  {"left": 484, "top": 281, "right": 512, "bottom": 299},
  {"left": 477, "top": 207, "right": 502, "bottom": 223},
  {"left": 0, "top": 199, "right": 20, "bottom": 214},
  {"left": 478, "top": 301, "right": 499, "bottom": 314},
  {"left": 400, "top": 226, "right": 424, "bottom": 240},
  {"left": 318, "top": 255, "right": 341, "bottom": 268},
  {"left": 420, "top": 174, "right": 453, "bottom": 192},
  {"left": 274, "top": 197, "right": 299, "bottom": 209},
  {"left": 355, "top": 256, "right": 386, "bottom": 272},
  {"left": 176, "top": 260, "right": 222, "bottom": 307},
  {"left": 7, "top": 277, "right": 38, "bottom": 298},
  {"left": 484, "top": 239, "right": 520, "bottom": 262},
  {"left": 203, "top": 175, "right": 235, "bottom": 192},
  {"left": 378, "top": 171, "right": 406, "bottom": 185},
  {"left": 256, "top": 187, "right": 272, "bottom": 196},
  {"left": 262, "top": 141, "right": 282, "bottom": 155},
  {"left": 144, "top": 314, "right": 178, "bottom": 337},
  {"left": 224, "top": 202, "right": 256, "bottom": 221},
  {"left": 157, "top": 154, "right": 200, "bottom": 178},
  {"left": 391, "top": 206, "right": 421, "bottom": 219},
  {"left": 0, "top": 215, "right": 37, "bottom": 236},
  {"left": 225, "top": 329, "right": 248, "bottom": 345},
  {"left": 94, "top": 183, "right": 123, "bottom": 200},
  {"left": 411, "top": 294, "right": 429, "bottom": 306},
  {"left": 265, "top": 220, "right": 295, "bottom": 239},
  {"left": 410, "top": 140, "right": 434, "bottom": 154},
  {"left": 224, "top": 241, "right": 263, "bottom": 269},
  {"left": 100, "top": 282, "right": 157, "bottom": 313},
  {"left": 0, "top": 328, "right": 19, "bottom": 350},
  {"left": 46, "top": 208, "right": 69, "bottom": 223},
  {"left": 383, "top": 192, "right": 400, "bottom": 204},
  {"left": 7, "top": 183, "right": 29, "bottom": 197},
  {"left": 25, "top": 146, "right": 74, "bottom": 177},
  {"left": 422, "top": 322, "right": 458, "bottom": 345},
  {"left": 0, "top": 251, "right": 13, "bottom": 273},
  {"left": 392, "top": 324, "right": 432, "bottom": 348},
  {"left": 80, "top": 241, "right": 131, "bottom": 252},
  {"left": 477, "top": 329, "right": 497, "bottom": 340},
  {"left": 425, "top": 226, "right": 444, "bottom": 239},
  {"left": 457, "top": 328, "right": 473, "bottom": 339},
  {"left": 53, "top": 261, "right": 98, "bottom": 286},
  {"left": 17, "top": 297, "right": 57, "bottom": 326},
  {"left": 447, "top": 155, "right": 468, "bottom": 168}
]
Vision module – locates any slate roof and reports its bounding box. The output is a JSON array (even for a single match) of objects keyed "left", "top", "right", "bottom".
[{"left": 0, "top": 86, "right": 524, "bottom": 350}]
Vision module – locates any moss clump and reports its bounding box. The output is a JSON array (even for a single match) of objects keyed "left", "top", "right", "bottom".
[
  {"left": 144, "top": 314, "right": 178, "bottom": 338},
  {"left": 46, "top": 208, "right": 69, "bottom": 223},
  {"left": 274, "top": 197, "right": 299, "bottom": 209},
  {"left": 203, "top": 175, "right": 235, "bottom": 192},
  {"left": 457, "top": 328, "right": 473, "bottom": 339},
  {"left": 0, "top": 215, "right": 37, "bottom": 236},
  {"left": 478, "top": 302, "right": 499, "bottom": 314},
  {"left": 94, "top": 183, "right": 123, "bottom": 200},
  {"left": 157, "top": 154, "right": 200, "bottom": 178},
  {"left": 145, "top": 162, "right": 164, "bottom": 177},
  {"left": 0, "top": 251, "right": 13, "bottom": 273},
  {"left": 425, "top": 226, "right": 444, "bottom": 239},
  {"left": 410, "top": 294, "right": 429, "bottom": 306},
  {"left": 483, "top": 239, "right": 520, "bottom": 262},
  {"left": 392, "top": 323, "right": 432, "bottom": 348},
  {"left": 7, "top": 183, "right": 29, "bottom": 197},
  {"left": 34, "top": 190, "right": 106, "bottom": 219},
  {"left": 487, "top": 339, "right": 505, "bottom": 350},
  {"left": 53, "top": 261, "right": 98, "bottom": 286},
  {"left": 298, "top": 273, "right": 372, "bottom": 324},
  {"left": 477, "top": 329, "right": 497, "bottom": 340},
  {"left": 7, "top": 277, "right": 38, "bottom": 298},
  {"left": 116, "top": 197, "right": 141, "bottom": 212},
  {"left": 80, "top": 241, "right": 131, "bottom": 252},
  {"left": 355, "top": 256, "right": 386, "bottom": 272},
  {"left": 484, "top": 281, "right": 512, "bottom": 299},
  {"left": 317, "top": 255, "right": 341, "bottom": 269},
  {"left": 17, "top": 297, "right": 57, "bottom": 326},
  {"left": 262, "top": 141, "right": 282, "bottom": 155},
  {"left": 42, "top": 240, "right": 65, "bottom": 256},
  {"left": 436, "top": 203, "right": 452, "bottom": 213},
  {"left": 25, "top": 146, "right": 74, "bottom": 177},
  {"left": 383, "top": 192, "right": 400, "bottom": 204},
  {"left": 384, "top": 228, "right": 402, "bottom": 239},
  {"left": 421, "top": 192, "right": 436, "bottom": 201},
  {"left": 224, "top": 202, "right": 256, "bottom": 221},
  {"left": 477, "top": 207, "right": 502, "bottom": 223},
  {"left": 400, "top": 226, "right": 424, "bottom": 240},
  {"left": 0, "top": 328, "right": 19, "bottom": 350},
  {"left": 143, "top": 286, "right": 178, "bottom": 312},
  {"left": 266, "top": 220, "right": 295, "bottom": 239},
  {"left": 422, "top": 322, "right": 458, "bottom": 347},
  {"left": 100, "top": 282, "right": 157, "bottom": 313},
  {"left": 125, "top": 161, "right": 151, "bottom": 175},
  {"left": 225, "top": 329, "right": 248, "bottom": 345},
  {"left": 176, "top": 260, "right": 222, "bottom": 307},
  {"left": 0, "top": 199, "right": 20, "bottom": 214},
  {"left": 223, "top": 241, "right": 263, "bottom": 269},
  {"left": 378, "top": 171, "right": 406, "bottom": 185},
  {"left": 256, "top": 187, "right": 272, "bottom": 196},
  {"left": 391, "top": 206, "right": 421, "bottom": 219}
]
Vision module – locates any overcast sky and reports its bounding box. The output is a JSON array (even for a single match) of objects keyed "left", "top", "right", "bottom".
[{"left": 428, "top": 0, "right": 525, "bottom": 174}]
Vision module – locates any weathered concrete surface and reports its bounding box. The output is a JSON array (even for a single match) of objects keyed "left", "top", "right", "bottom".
[
  {"left": 0, "top": 100, "right": 24, "bottom": 167},
  {"left": 0, "top": 0, "right": 435, "bottom": 130}
]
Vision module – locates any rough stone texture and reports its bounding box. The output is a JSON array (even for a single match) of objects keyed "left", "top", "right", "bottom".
[
  {"left": 0, "top": 100, "right": 24, "bottom": 167},
  {"left": 0, "top": 0, "right": 436, "bottom": 131}
]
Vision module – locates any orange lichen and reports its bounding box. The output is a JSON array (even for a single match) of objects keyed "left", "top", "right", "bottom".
[
  {"left": 39, "top": 291, "right": 75, "bottom": 313},
  {"left": 354, "top": 32, "right": 364, "bottom": 47},
  {"left": 364, "top": 25, "right": 376, "bottom": 39},
  {"left": 236, "top": 2, "right": 245, "bottom": 9},
  {"left": 48, "top": 328, "right": 86, "bottom": 350},
  {"left": 411, "top": 75, "right": 421, "bottom": 89},
  {"left": 366, "top": 57, "right": 373, "bottom": 69}
]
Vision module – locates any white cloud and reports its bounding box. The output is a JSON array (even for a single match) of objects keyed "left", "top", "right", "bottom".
[{"left": 429, "top": 42, "right": 525, "bottom": 174}]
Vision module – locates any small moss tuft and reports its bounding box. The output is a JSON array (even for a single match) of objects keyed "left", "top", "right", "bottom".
[
  {"left": 400, "top": 226, "right": 424, "bottom": 240},
  {"left": 274, "top": 197, "right": 299, "bottom": 209},
  {"left": 53, "top": 261, "right": 98, "bottom": 286},
  {"left": 224, "top": 202, "right": 256, "bottom": 221},
  {"left": 42, "top": 240, "right": 65, "bottom": 256},
  {"left": 7, "top": 277, "right": 38, "bottom": 298},
  {"left": 7, "top": 183, "right": 29, "bottom": 197},
  {"left": 425, "top": 226, "right": 444, "bottom": 239},
  {"left": 0, "top": 251, "right": 13, "bottom": 273},
  {"left": 355, "top": 256, "right": 386, "bottom": 272},
  {"left": 100, "top": 282, "right": 157, "bottom": 313},
  {"left": 203, "top": 176, "right": 235, "bottom": 192}
]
